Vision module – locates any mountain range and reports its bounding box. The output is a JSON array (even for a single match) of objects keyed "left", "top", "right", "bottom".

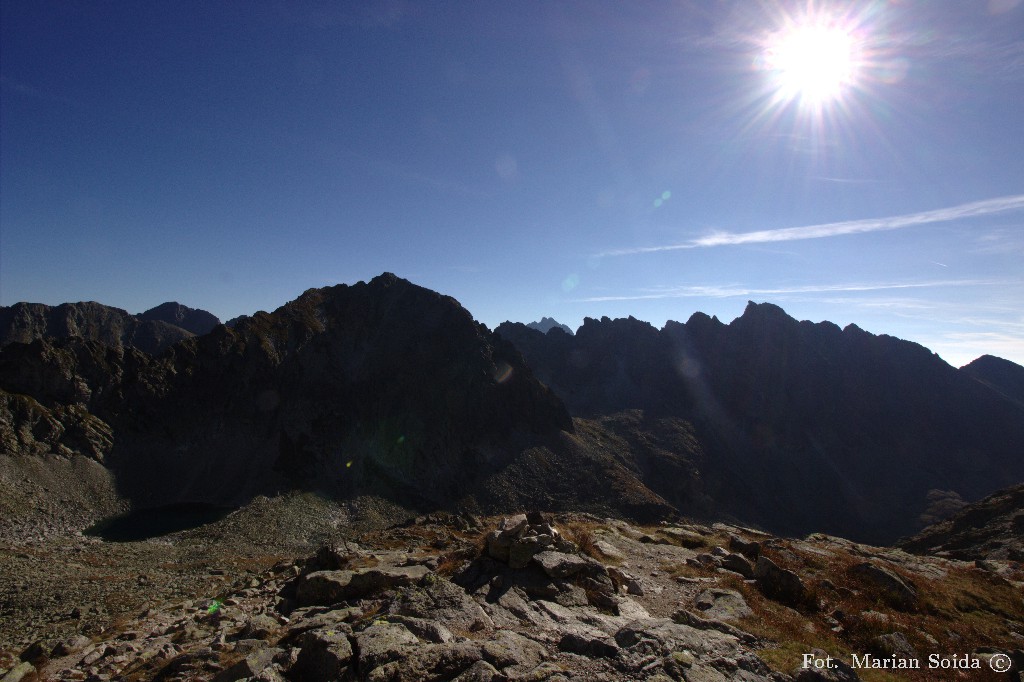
[
  {"left": 2, "top": 273, "right": 1023, "bottom": 546},
  {"left": 0, "top": 300, "right": 221, "bottom": 355}
]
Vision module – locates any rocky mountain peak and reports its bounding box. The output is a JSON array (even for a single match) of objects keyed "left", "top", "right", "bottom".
[
  {"left": 961, "top": 354, "right": 1024, "bottom": 406},
  {"left": 526, "top": 317, "right": 574, "bottom": 335},
  {"left": 732, "top": 301, "right": 796, "bottom": 329},
  {"left": 138, "top": 302, "right": 220, "bottom": 336}
]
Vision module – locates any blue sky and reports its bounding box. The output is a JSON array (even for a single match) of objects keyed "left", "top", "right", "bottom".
[{"left": 2, "top": 1, "right": 1022, "bottom": 366}]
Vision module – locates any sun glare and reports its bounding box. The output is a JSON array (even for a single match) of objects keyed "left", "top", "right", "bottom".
[{"left": 764, "top": 22, "right": 860, "bottom": 106}]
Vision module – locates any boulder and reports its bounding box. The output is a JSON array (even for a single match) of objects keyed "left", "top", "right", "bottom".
[
  {"left": 356, "top": 622, "right": 420, "bottom": 672},
  {"left": 592, "top": 539, "right": 625, "bottom": 561},
  {"left": 558, "top": 632, "right": 619, "bottom": 658},
  {"left": 364, "top": 642, "right": 485, "bottom": 682},
  {"left": 754, "top": 556, "right": 807, "bottom": 606},
  {"left": 292, "top": 627, "right": 353, "bottom": 680},
  {"left": 451, "top": 660, "right": 500, "bottom": 682},
  {"left": 660, "top": 527, "right": 706, "bottom": 548},
  {"left": 870, "top": 632, "right": 918, "bottom": 660},
  {"left": 0, "top": 662, "right": 37, "bottom": 682},
  {"left": 236, "top": 614, "right": 279, "bottom": 641},
  {"left": 846, "top": 562, "right": 918, "bottom": 610},
  {"left": 720, "top": 552, "right": 755, "bottom": 578},
  {"left": 388, "top": 576, "right": 493, "bottom": 634},
  {"left": 481, "top": 630, "right": 547, "bottom": 671},
  {"left": 295, "top": 566, "right": 429, "bottom": 606},
  {"left": 531, "top": 551, "right": 591, "bottom": 579},
  {"left": 693, "top": 588, "right": 753, "bottom": 621},
  {"left": 728, "top": 535, "right": 762, "bottom": 561},
  {"left": 508, "top": 537, "right": 541, "bottom": 569},
  {"left": 212, "top": 646, "right": 281, "bottom": 682}
]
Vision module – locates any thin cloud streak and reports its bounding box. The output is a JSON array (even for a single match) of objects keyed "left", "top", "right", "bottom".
[
  {"left": 576, "top": 279, "right": 995, "bottom": 303},
  {"left": 598, "top": 194, "right": 1024, "bottom": 256}
]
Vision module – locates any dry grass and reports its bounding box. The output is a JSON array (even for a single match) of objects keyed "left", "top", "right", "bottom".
[
  {"left": 721, "top": 537, "right": 1024, "bottom": 682},
  {"left": 560, "top": 520, "right": 601, "bottom": 561}
]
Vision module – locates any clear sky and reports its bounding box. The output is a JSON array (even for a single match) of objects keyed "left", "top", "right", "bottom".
[{"left": 2, "top": 1, "right": 1022, "bottom": 367}]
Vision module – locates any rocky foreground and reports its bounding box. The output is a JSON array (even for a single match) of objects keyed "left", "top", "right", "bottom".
[{"left": 2, "top": 507, "right": 1022, "bottom": 682}]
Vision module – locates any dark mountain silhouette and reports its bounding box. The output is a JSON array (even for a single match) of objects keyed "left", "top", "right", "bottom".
[
  {"left": 497, "top": 302, "right": 1024, "bottom": 543},
  {"left": 0, "top": 301, "right": 194, "bottom": 355},
  {"left": 5, "top": 280, "right": 1023, "bottom": 545},
  {"left": 0, "top": 274, "right": 673, "bottom": 525},
  {"left": 138, "top": 302, "right": 220, "bottom": 335},
  {"left": 961, "top": 354, "right": 1024, "bottom": 407},
  {"left": 525, "top": 317, "right": 573, "bottom": 335}
]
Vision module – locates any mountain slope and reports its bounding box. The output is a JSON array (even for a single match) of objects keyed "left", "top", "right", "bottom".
[
  {"left": 497, "top": 302, "right": 1024, "bottom": 543},
  {"left": 899, "top": 483, "right": 1024, "bottom": 561},
  {"left": 0, "top": 301, "right": 194, "bottom": 355},
  {"left": 0, "top": 274, "right": 676, "bottom": 532}
]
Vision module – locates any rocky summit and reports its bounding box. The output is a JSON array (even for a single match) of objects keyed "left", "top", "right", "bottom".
[{"left": 1, "top": 511, "right": 1021, "bottom": 681}]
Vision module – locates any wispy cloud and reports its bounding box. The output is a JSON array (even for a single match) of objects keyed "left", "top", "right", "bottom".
[
  {"left": 598, "top": 194, "right": 1024, "bottom": 257},
  {"left": 575, "top": 279, "right": 993, "bottom": 302},
  {"left": 809, "top": 176, "right": 884, "bottom": 184},
  {"left": 971, "top": 226, "right": 1024, "bottom": 255}
]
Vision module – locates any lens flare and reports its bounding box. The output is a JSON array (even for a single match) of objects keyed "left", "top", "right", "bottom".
[{"left": 494, "top": 362, "right": 514, "bottom": 384}]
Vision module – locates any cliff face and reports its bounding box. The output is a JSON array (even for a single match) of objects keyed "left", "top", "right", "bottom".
[
  {"left": 0, "top": 301, "right": 195, "bottom": 355},
  {"left": 498, "top": 302, "right": 1024, "bottom": 543}
]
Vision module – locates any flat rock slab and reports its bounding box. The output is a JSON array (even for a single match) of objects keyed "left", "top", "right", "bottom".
[
  {"left": 661, "top": 527, "right": 707, "bottom": 548},
  {"left": 532, "top": 551, "right": 591, "bottom": 578},
  {"left": 847, "top": 562, "right": 918, "bottom": 610},
  {"left": 296, "top": 565, "right": 430, "bottom": 606},
  {"left": 481, "top": 629, "right": 546, "bottom": 671},
  {"left": 694, "top": 588, "right": 753, "bottom": 621},
  {"left": 357, "top": 621, "right": 421, "bottom": 671},
  {"left": 593, "top": 539, "right": 626, "bottom": 561},
  {"left": 366, "top": 642, "right": 486, "bottom": 682}
]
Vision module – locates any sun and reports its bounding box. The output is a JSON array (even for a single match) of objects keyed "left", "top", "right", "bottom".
[{"left": 763, "top": 21, "right": 860, "bottom": 106}]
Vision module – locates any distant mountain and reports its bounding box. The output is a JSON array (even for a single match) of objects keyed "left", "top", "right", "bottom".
[
  {"left": 138, "top": 302, "right": 220, "bottom": 335},
  {"left": 525, "top": 317, "right": 573, "bottom": 335},
  {"left": 961, "top": 354, "right": 1024, "bottom": 407},
  {"left": 899, "top": 483, "right": 1024, "bottom": 561},
  {"left": 497, "top": 302, "right": 1024, "bottom": 544},
  {"left": 0, "top": 301, "right": 193, "bottom": 355},
  {"left": 0, "top": 274, "right": 675, "bottom": 528}
]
